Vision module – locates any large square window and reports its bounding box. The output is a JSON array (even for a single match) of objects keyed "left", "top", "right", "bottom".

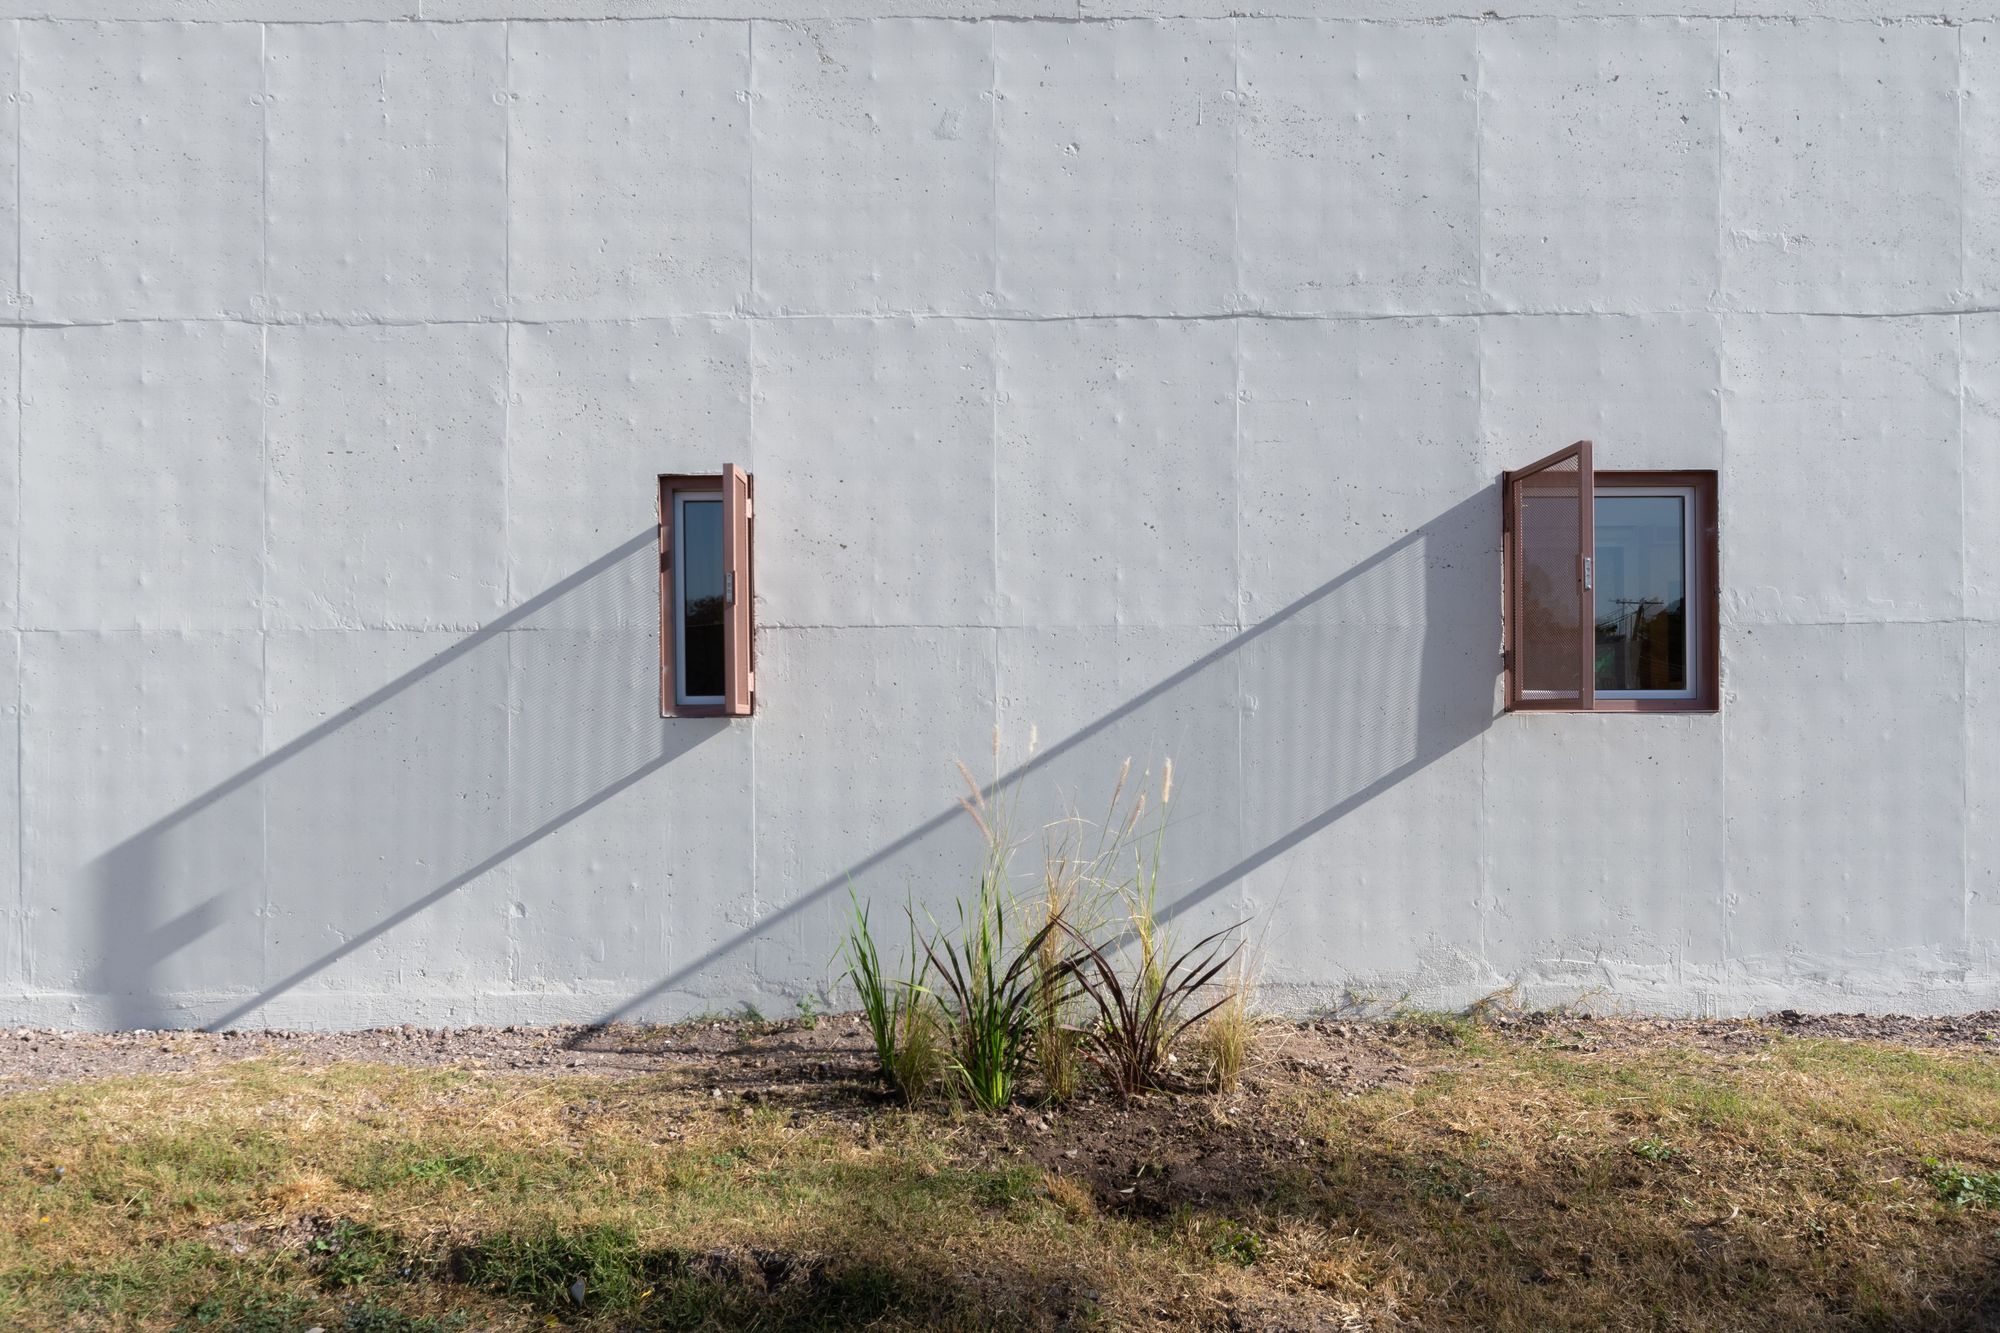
[
  {"left": 1503, "top": 442, "right": 1717, "bottom": 713},
  {"left": 658, "top": 466, "right": 755, "bottom": 717}
]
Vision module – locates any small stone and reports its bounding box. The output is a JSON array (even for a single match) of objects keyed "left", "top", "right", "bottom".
[{"left": 569, "top": 1277, "right": 587, "bottom": 1306}]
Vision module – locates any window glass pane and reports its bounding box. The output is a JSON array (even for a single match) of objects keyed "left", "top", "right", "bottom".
[
  {"left": 1594, "top": 495, "right": 1687, "bottom": 693},
  {"left": 680, "top": 498, "right": 725, "bottom": 700}
]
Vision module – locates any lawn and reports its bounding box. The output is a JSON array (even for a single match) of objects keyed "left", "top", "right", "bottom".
[{"left": 3, "top": 1013, "right": 1999, "bottom": 1331}]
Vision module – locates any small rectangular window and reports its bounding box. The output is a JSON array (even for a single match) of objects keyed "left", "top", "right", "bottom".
[
  {"left": 1504, "top": 448, "right": 1716, "bottom": 714},
  {"left": 659, "top": 466, "right": 754, "bottom": 717}
]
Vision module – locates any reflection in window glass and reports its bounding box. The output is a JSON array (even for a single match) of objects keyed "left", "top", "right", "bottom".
[
  {"left": 679, "top": 497, "right": 725, "bottom": 702},
  {"left": 1594, "top": 494, "right": 1687, "bottom": 694}
]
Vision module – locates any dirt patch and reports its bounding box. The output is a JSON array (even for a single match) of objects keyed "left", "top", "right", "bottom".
[
  {"left": 1479, "top": 1008, "right": 2000, "bottom": 1053},
  {"left": 961, "top": 1025, "right": 1416, "bottom": 1220},
  {"left": 993, "top": 1094, "right": 1313, "bottom": 1219},
  {"left": 0, "top": 1014, "right": 879, "bottom": 1093},
  {"left": 2, "top": 1008, "right": 1996, "bottom": 1096},
  {"left": 1754, "top": 1008, "right": 2000, "bottom": 1046}
]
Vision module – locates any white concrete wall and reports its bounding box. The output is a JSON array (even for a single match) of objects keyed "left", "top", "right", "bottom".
[{"left": 0, "top": 0, "right": 1994, "bottom": 1028}]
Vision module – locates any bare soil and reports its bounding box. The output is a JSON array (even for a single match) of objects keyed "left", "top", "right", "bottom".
[
  {"left": 0, "top": 1014, "right": 873, "bottom": 1091},
  {"left": 1488, "top": 1006, "right": 2000, "bottom": 1051},
  {"left": 3, "top": 1008, "right": 1995, "bottom": 1095}
]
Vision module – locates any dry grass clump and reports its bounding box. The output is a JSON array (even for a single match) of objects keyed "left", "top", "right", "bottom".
[
  {"left": 1027, "top": 869, "right": 1086, "bottom": 1104},
  {"left": 1196, "top": 960, "right": 1260, "bottom": 1094},
  {"left": 887, "top": 995, "right": 945, "bottom": 1101}
]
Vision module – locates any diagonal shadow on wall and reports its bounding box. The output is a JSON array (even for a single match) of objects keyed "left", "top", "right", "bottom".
[
  {"left": 72, "top": 490, "right": 1496, "bottom": 1031},
  {"left": 82, "top": 531, "right": 728, "bottom": 1031},
  {"left": 599, "top": 490, "right": 1501, "bottom": 1024}
]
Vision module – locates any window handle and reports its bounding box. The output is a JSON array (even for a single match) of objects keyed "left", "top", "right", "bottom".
[{"left": 1582, "top": 555, "right": 1593, "bottom": 591}]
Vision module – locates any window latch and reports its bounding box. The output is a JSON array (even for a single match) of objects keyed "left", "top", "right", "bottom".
[
  {"left": 1581, "top": 555, "right": 1593, "bottom": 591},
  {"left": 725, "top": 571, "right": 736, "bottom": 606}
]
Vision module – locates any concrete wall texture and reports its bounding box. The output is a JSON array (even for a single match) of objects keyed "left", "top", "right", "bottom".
[{"left": 0, "top": 0, "right": 1995, "bottom": 1029}]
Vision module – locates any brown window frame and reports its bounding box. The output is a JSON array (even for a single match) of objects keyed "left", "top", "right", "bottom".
[
  {"left": 1503, "top": 446, "right": 1718, "bottom": 715},
  {"left": 658, "top": 465, "right": 755, "bottom": 718}
]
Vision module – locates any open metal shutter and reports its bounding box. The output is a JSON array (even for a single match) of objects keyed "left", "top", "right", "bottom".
[
  {"left": 1504, "top": 441, "right": 1595, "bottom": 711},
  {"left": 723, "top": 463, "right": 755, "bottom": 717}
]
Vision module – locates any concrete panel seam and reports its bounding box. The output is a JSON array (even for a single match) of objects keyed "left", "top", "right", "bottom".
[
  {"left": 497, "top": 247, "right": 515, "bottom": 986},
  {"left": 1965, "top": 618, "right": 1974, "bottom": 948},
  {"left": 7, "top": 321, "right": 14, "bottom": 992},
  {"left": 0, "top": 13, "right": 1990, "bottom": 26},
  {"left": 8, "top": 332, "right": 16, "bottom": 985},
  {"left": 986, "top": 19, "right": 998, "bottom": 324},
  {"left": 1230, "top": 308, "right": 1243, "bottom": 638},
  {"left": 9, "top": 18, "right": 16, "bottom": 309},
  {"left": 986, "top": 208, "right": 1001, "bottom": 779},
  {"left": 1228, "top": 317, "right": 1246, "bottom": 930},
  {"left": 257, "top": 21, "right": 268, "bottom": 312},
  {"left": 745, "top": 160, "right": 760, "bottom": 947},
  {"left": 8, "top": 622, "right": 628, "bottom": 635},
  {"left": 1960, "top": 314, "right": 1972, "bottom": 950},
  {"left": 256, "top": 322, "right": 272, "bottom": 999},
  {"left": 1474, "top": 18, "right": 1486, "bottom": 311},
  {"left": 762, "top": 620, "right": 1248, "bottom": 631},
  {"left": 1960, "top": 22, "right": 1969, "bottom": 302},
  {"left": 1715, "top": 61, "right": 1730, "bottom": 968},
  {"left": 1711, "top": 14, "right": 1724, "bottom": 313},
  {"left": 502, "top": 18, "right": 512, "bottom": 322},
  {"left": 4, "top": 308, "right": 2000, "bottom": 330},
  {"left": 1720, "top": 613, "right": 1974, "bottom": 627},
  {"left": 1229, "top": 13, "right": 1242, "bottom": 332}
]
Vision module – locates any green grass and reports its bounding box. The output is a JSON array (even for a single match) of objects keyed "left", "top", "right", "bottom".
[
  {"left": 4, "top": 1028, "right": 2000, "bottom": 1330},
  {"left": 1926, "top": 1160, "right": 2000, "bottom": 1209}
]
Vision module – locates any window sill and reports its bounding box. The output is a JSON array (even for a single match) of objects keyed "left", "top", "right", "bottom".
[{"left": 1511, "top": 698, "right": 1719, "bottom": 715}]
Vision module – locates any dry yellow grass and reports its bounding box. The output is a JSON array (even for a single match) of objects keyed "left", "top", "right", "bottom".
[
  {"left": 1, "top": 1018, "right": 1998, "bottom": 1331},
  {"left": 1196, "top": 962, "right": 1259, "bottom": 1094}
]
